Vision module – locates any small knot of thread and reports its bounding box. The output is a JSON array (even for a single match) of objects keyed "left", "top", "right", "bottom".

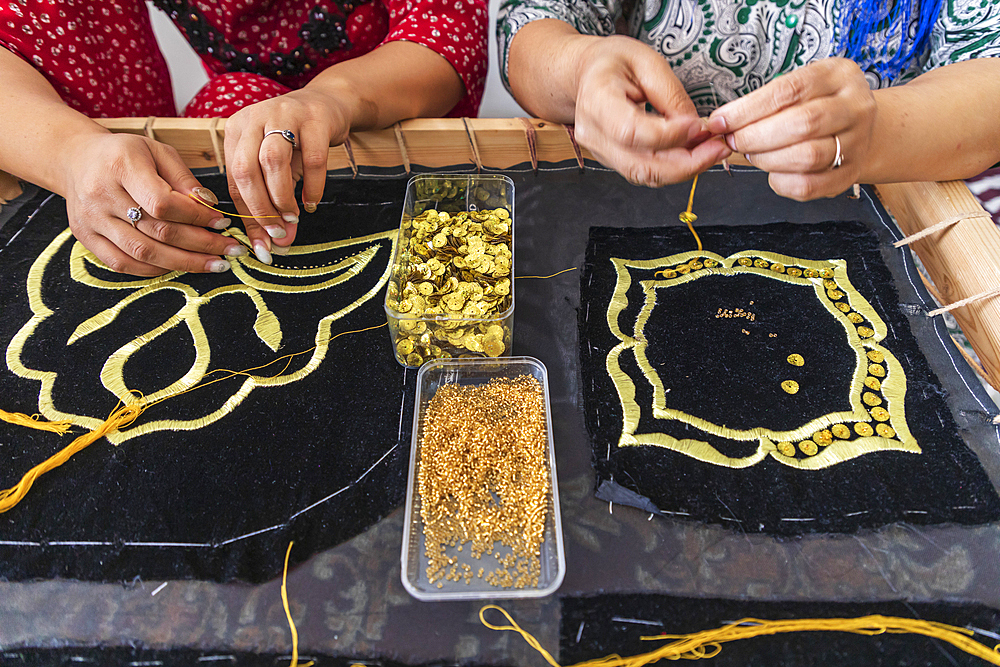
[{"left": 679, "top": 212, "right": 698, "bottom": 224}]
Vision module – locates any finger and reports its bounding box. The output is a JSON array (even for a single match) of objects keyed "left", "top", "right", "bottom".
[
  {"left": 299, "top": 120, "right": 329, "bottom": 214},
  {"left": 578, "top": 94, "right": 705, "bottom": 157},
  {"left": 708, "top": 61, "right": 843, "bottom": 133},
  {"left": 768, "top": 170, "right": 854, "bottom": 202},
  {"left": 225, "top": 128, "right": 288, "bottom": 242},
  {"left": 132, "top": 209, "right": 248, "bottom": 259},
  {"left": 630, "top": 51, "right": 699, "bottom": 121},
  {"left": 226, "top": 175, "right": 275, "bottom": 266},
  {"left": 742, "top": 136, "right": 841, "bottom": 174},
  {"left": 259, "top": 129, "right": 300, "bottom": 221},
  {"left": 104, "top": 214, "right": 233, "bottom": 274},
  {"left": 608, "top": 137, "right": 731, "bottom": 188},
  {"left": 724, "top": 97, "right": 847, "bottom": 154},
  {"left": 81, "top": 232, "right": 169, "bottom": 277},
  {"left": 121, "top": 143, "right": 231, "bottom": 230}
]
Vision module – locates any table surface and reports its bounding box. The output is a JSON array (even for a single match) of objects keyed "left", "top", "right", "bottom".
[{"left": 1, "top": 167, "right": 998, "bottom": 664}]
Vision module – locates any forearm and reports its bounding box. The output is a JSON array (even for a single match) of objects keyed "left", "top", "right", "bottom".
[
  {"left": 864, "top": 58, "right": 1000, "bottom": 184},
  {"left": 0, "top": 47, "right": 108, "bottom": 195},
  {"left": 303, "top": 40, "right": 464, "bottom": 131},
  {"left": 506, "top": 19, "right": 602, "bottom": 123}
]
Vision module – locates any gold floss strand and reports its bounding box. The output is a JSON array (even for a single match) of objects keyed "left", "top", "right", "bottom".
[
  {"left": 0, "top": 409, "right": 72, "bottom": 434},
  {"left": 480, "top": 605, "right": 1000, "bottom": 667},
  {"left": 680, "top": 174, "right": 703, "bottom": 251},
  {"left": 0, "top": 323, "right": 386, "bottom": 513},
  {"left": 188, "top": 192, "right": 282, "bottom": 219},
  {"left": 281, "top": 542, "right": 314, "bottom": 667}
]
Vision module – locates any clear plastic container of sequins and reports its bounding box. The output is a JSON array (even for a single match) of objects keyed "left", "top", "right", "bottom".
[
  {"left": 384, "top": 174, "right": 515, "bottom": 368},
  {"left": 401, "top": 356, "right": 564, "bottom": 601}
]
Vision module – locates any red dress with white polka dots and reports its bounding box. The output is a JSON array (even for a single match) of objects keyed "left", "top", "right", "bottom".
[{"left": 0, "top": 0, "right": 486, "bottom": 119}]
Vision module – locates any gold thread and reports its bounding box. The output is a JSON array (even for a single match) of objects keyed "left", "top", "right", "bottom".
[
  {"left": 188, "top": 193, "right": 282, "bottom": 219},
  {"left": 281, "top": 542, "right": 315, "bottom": 667},
  {"left": 480, "top": 605, "right": 1000, "bottom": 667},
  {"left": 516, "top": 268, "right": 578, "bottom": 280}
]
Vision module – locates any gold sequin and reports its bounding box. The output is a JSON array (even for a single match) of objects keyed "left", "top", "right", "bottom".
[
  {"left": 814, "top": 429, "right": 833, "bottom": 446},
  {"left": 738, "top": 257, "right": 753, "bottom": 267},
  {"left": 820, "top": 268, "right": 834, "bottom": 279},
  {"left": 864, "top": 376, "right": 882, "bottom": 391},
  {"left": 754, "top": 259, "right": 770, "bottom": 269},
  {"left": 875, "top": 424, "right": 896, "bottom": 438},
  {"left": 857, "top": 326, "right": 875, "bottom": 338},
  {"left": 835, "top": 302, "right": 851, "bottom": 313},
  {"left": 799, "top": 440, "right": 818, "bottom": 456},
  {"left": 867, "top": 350, "right": 885, "bottom": 363},
  {"left": 826, "top": 289, "right": 845, "bottom": 300},
  {"left": 854, "top": 422, "right": 874, "bottom": 437},
  {"left": 776, "top": 441, "right": 796, "bottom": 457},
  {"left": 863, "top": 392, "right": 883, "bottom": 406},
  {"left": 831, "top": 424, "right": 851, "bottom": 439},
  {"left": 787, "top": 353, "right": 804, "bottom": 366},
  {"left": 785, "top": 267, "right": 802, "bottom": 277},
  {"left": 868, "top": 363, "right": 886, "bottom": 378},
  {"left": 870, "top": 407, "right": 890, "bottom": 422},
  {"left": 781, "top": 380, "right": 800, "bottom": 394},
  {"left": 770, "top": 263, "right": 785, "bottom": 273},
  {"left": 396, "top": 338, "right": 415, "bottom": 356},
  {"left": 847, "top": 312, "right": 864, "bottom": 324},
  {"left": 823, "top": 279, "right": 838, "bottom": 290}
]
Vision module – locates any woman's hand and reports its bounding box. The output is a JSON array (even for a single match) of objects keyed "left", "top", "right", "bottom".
[
  {"left": 572, "top": 36, "right": 730, "bottom": 187},
  {"left": 708, "top": 58, "right": 876, "bottom": 201},
  {"left": 62, "top": 132, "right": 244, "bottom": 276},
  {"left": 223, "top": 87, "right": 353, "bottom": 264}
]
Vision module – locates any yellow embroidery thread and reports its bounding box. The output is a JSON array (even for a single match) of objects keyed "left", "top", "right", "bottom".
[
  {"left": 0, "top": 409, "right": 72, "bottom": 434},
  {"left": 188, "top": 193, "right": 283, "bottom": 219},
  {"left": 480, "top": 605, "right": 1000, "bottom": 667},
  {"left": 281, "top": 541, "right": 314, "bottom": 667}
]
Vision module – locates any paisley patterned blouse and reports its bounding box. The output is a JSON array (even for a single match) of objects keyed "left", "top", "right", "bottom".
[{"left": 497, "top": 0, "right": 1000, "bottom": 113}]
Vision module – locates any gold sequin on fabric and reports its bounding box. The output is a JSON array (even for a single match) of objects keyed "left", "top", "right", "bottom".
[
  {"left": 417, "top": 376, "right": 548, "bottom": 589},
  {"left": 386, "top": 205, "right": 513, "bottom": 366},
  {"left": 604, "top": 249, "right": 919, "bottom": 470}
]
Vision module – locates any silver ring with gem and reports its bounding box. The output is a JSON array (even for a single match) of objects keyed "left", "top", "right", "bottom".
[
  {"left": 264, "top": 129, "right": 297, "bottom": 149},
  {"left": 126, "top": 206, "right": 143, "bottom": 228}
]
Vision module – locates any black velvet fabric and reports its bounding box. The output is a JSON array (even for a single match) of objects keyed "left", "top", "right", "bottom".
[
  {"left": 0, "top": 175, "right": 414, "bottom": 582},
  {"left": 580, "top": 221, "right": 1000, "bottom": 533},
  {"left": 560, "top": 594, "right": 1000, "bottom": 666}
]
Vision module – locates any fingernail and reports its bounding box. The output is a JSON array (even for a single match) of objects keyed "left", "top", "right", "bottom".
[
  {"left": 726, "top": 134, "right": 738, "bottom": 151},
  {"left": 193, "top": 187, "right": 219, "bottom": 206},
  {"left": 271, "top": 244, "right": 291, "bottom": 255},
  {"left": 253, "top": 241, "right": 272, "bottom": 265},
  {"left": 210, "top": 217, "right": 232, "bottom": 230},
  {"left": 264, "top": 225, "right": 287, "bottom": 239},
  {"left": 208, "top": 259, "right": 231, "bottom": 273},
  {"left": 224, "top": 244, "right": 246, "bottom": 257},
  {"left": 282, "top": 213, "right": 299, "bottom": 224},
  {"left": 303, "top": 202, "right": 317, "bottom": 213},
  {"left": 710, "top": 116, "right": 728, "bottom": 133}
]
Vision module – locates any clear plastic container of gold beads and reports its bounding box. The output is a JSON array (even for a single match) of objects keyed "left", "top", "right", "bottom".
[
  {"left": 401, "top": 357, "right": 564, "bottom": 601},
  {"left": 384, "top": 174, "right": 514, "bottom": 368}
]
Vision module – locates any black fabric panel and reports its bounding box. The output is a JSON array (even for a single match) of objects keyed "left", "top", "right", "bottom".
[
  {"left": 0, "top": 176, "right": 414, "bottom": 583},
  {"left": 560, "top": 594, "right": 1000, "bottom": 666},
  {"left": 579, "top": 221, "right": 1000, "bottom": 533}
]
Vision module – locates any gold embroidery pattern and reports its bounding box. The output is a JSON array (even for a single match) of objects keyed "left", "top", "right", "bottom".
[
  {"left": 6, "top": 226, "right": 397, "bottom": 444},
  {"left": 607, "top": 250, "right": 919, "bottom": 470}
]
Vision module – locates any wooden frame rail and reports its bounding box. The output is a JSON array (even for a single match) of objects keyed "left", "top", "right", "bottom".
[{"left": 2, "top": 117, "right": 999, "bottom": 387}]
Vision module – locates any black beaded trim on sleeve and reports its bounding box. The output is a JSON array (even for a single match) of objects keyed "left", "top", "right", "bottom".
[{"left": 151, "top": 1, "right": 367, "bottom": 79}]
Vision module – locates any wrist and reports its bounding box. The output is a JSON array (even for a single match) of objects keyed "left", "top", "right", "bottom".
[
  {"left": 304, "top": 75, "right": 372, "bottom": 134},
  {"left": 51, "top": 123, "right": 111, "bottom": 197}
]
